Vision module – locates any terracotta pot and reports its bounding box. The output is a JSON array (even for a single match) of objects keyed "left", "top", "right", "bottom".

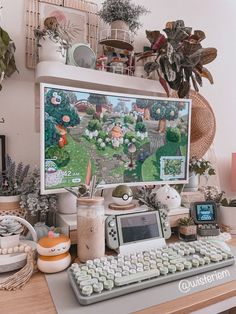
[{"left": 0, "top": 195, "right": 21, "bottom": 211}]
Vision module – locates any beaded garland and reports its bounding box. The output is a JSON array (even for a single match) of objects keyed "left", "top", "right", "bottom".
[{"left": 0, "top": 243, "right": 32, "bottom": 255}]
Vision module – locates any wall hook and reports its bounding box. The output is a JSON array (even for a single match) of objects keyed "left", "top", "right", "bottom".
[{"left": 0, "top": 117, "right": 5, "bottom": 123}]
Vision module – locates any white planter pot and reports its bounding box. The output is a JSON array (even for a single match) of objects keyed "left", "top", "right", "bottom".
[
  {"left": 0, "top": 195, "right": 21, "bottom": 211},
  {"left": 184, "top": 172, "right": 199, "bottom": 192},
  {"left": 58, "top": 192, "right": 76, "bottom": 214},
  {"left": 0, "top": 234, "right": 20, "bottom": 249},
  {"left": 39, "top": 38, "right": 66, "bottom": 63},
  {"left": 219, "top": 206, "right": 236, "bottom": 234},
  {"left": 111, "top": 20, "right": 130, "bottom": 42}
]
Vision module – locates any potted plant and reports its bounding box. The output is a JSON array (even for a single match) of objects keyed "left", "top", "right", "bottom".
[
  {"left": 0, "top": 156, "right": 29, "bottom": 212},
  {"left": 202, "top": 185, "right": 236, "bottom": 235},
  {"left": 0, "top": 217, "right": 23, "bottom": 249},
  {"left": 34, "top": 16, "right": 80, "bottom": 63},
  {"left": 137, "top": 20, "right": 217, "bottom": 97},
  {"left": 184, "top": 156, "right": 216, "bottom": 192},
  {"left": 0, "top": 26, "right": 18, "bottom": 91},
  {"left": 99, "top": 0, "right": 149, "bottom": 42},
  {"left": 178, "top": 217, "right": 197, "bottom": 242},
  {"left": 20, "top": 168, "right": 57, "bottom": 226}
]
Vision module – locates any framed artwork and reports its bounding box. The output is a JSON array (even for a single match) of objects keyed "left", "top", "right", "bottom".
[
  {"left": 40, "top": 83, "right": 191, "bottom": 193},
  {"left": 25, "top": 0, "right": 99, "bottom": 69},
  {"left": 0, "top": 135, "right": 6, "bottom": 172},
  {"left": 39, "top": 2, "right": 88, "bottom": 44}
]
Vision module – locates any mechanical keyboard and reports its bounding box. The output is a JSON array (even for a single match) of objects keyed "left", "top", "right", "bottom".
[{"left": 68, "top": 240, "right": 235, "bottom": 305}]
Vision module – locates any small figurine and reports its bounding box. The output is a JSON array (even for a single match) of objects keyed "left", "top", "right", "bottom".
[
  {"left": 112, "top": 184, "right": 133, "bottom": 205},
  {"left": 96, "top": 55, "right": 108, "bottom": 71},
  {"left": 37, "top": 231, "right": 71, "bottom": 273},
  {"left": 154, "top": 185, "right": 181, "bottom": 210}
]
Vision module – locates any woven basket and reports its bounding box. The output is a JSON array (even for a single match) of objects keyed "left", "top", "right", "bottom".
[
  {"left": 0, "top": 195, "right": 26, "bottom": 222},
  {"left": 171, "top": 89, "right": 216, "bottom": 159}
]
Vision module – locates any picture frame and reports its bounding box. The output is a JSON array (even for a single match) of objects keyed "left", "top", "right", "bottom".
[
  {"left": 39, "top": 2, "right": 88, "bottom": 44},
  {"left": 0, "top": 135, "right": 6, "bottom": 172},
  {"left": 25, "top": 0, "right": 99, "bottom": 69},
  {"left": 40, "top": 83, "right": 191, "bottom": 194}
]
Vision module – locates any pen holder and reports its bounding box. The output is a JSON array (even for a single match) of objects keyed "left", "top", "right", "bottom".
[{"left": 77, "top": 197, "right": 105, "bottom": 262}]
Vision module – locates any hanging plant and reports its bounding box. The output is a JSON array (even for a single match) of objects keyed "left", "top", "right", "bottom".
[
  {"left": 0, "top": 27, "right": 18, "bottom": 91},
  {"left": 138, "top": 20, "right": 217, "bottom": 97}
]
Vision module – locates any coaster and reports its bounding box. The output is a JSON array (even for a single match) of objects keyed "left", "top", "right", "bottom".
[{"left": 108, "top": 203, "right": 136, "bottom": 210}]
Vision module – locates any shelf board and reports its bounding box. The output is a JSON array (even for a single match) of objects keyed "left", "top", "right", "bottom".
[{"left": 35, "top": 61, "right": 165, "bottom": 96}]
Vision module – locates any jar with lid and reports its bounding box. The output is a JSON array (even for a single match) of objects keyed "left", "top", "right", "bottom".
[{"left": 77, "top": 197, "right": 105, "bottom": 262}]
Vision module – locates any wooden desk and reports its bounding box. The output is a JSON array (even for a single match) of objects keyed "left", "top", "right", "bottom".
[{"left": 1, "top": 239, "right": 236, "bottom": 314}]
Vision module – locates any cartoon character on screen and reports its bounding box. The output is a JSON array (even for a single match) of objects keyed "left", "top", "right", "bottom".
[{"left": 37, "top": 231, "right": 71, "bottom": 273}]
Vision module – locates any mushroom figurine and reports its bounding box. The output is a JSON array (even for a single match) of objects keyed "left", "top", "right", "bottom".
[{"left": 96, "top": 55, "right": 108, "bottom": 71}]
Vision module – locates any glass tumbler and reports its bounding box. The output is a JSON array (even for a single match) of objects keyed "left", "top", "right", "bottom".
[{"left": 77, "top": 197, "right": 105, "bottom": 262}]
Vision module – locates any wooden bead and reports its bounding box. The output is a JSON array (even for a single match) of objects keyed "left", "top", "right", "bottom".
[
  {"left": 7, "top": 248, "right": 13, "bottom": 254},
  {"left": 19, "top": 245, "right": 24, "bottom": 252},
  {"left": 13, "top": 246, "right": 19, "bottom": 253},
  {"left": 25, "top": 246, "right": 31, "bottom": 253}
]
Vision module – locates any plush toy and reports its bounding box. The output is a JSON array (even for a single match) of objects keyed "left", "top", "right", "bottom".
[
  {"left": 37, "top": 231, "right": 71, "bottom": 273},
  {"left": 155, "top": 185, "right": 181, "bottom": 210}
]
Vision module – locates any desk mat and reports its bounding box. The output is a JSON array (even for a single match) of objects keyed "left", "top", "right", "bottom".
[{"left": 46, "top": 244, "right": 236, "bottom": 314}]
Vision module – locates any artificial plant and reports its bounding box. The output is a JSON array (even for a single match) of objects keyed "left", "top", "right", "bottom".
[
  {"left": 0, "top": 155, "right": 30, "bottom": 196},
  {"left": 0, "top": 27, "right": 18, "bottom": 91},
  {"left": 189, "top": 156, "right": 216, "bottom": 176},
  {"left": 138, "top": 20, "right": 217, "bottom": 97},
  {"left": 99, "top": 0, "right": 149, "bottom": 33},
  {"left": 20, "top": 167, "right": 57, "bottom": 221},
  {"left": 34, "top": 16, "right": 80, "bottom": 56}
]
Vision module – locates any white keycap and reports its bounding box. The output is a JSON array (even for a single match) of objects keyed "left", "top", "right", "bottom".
[
  {"left": 77, "top": 275, "right": 91, "bottom": 284},
  {"left": 159, "top": 266, "right": 168, "bottom": 275},
  {"left": 176, "top": 263, "right": 184, "bottom": 271},
  {"left": 80, "top": 278, "right": 98, "bottom": 288},
  {"left": 93, "top": 282, "right": 103, "bottom": 293},
  {"left": 81, "top": 285, "right": 93, "bottom": 296},
  {"left": 114, "top": 272, "right": 122, "bottom": 278},
  {"left": 104, "top": 280, "right": 114, "bottom": 290},
  {"left": 98, "top": 276, "right": 107, "bottom": 283},
  {"left": 115, "top": 269, "right": 160, "bottom": 286}
]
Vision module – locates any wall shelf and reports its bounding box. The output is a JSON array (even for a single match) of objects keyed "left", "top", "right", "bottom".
[{"left": 35, "top": 61, "right": 165, "bottom": 96}]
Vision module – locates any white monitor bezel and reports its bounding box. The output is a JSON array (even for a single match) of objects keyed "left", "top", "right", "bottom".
[
  {"left": 40, "top": 82, "right": 192, "bottom": 194},
  {"left": 116, "top": 211, "right": 163, "bottom": 246}
]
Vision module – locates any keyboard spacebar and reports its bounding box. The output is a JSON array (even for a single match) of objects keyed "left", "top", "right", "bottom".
[{"left": 115, "top": 269, "right": 160, "bottom": 287}]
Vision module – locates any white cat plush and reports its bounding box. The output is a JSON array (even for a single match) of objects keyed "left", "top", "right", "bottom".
[{"left": 155, "top": 185, "right": 181, "bottom": 210}]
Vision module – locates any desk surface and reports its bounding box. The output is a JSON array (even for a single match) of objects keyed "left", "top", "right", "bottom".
[{"left": 1, "top": 239, "right": 236, "bottom": 314}]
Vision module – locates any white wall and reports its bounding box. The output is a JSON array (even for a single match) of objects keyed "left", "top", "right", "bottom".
[{"left": 0, "top": 0, "right": 235, "bottom": 195}]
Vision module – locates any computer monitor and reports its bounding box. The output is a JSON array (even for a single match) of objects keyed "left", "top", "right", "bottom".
[{"left": 40, "top": 83, "right": 191, "bottom": 194}]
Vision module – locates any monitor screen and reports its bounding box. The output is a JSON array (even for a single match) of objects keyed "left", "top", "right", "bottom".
[
  {"left": 196, "top": 204, "right": 216, "bottom": 222},
  {"left": 117, "top": 212, "right": 161, "bottom": 245},
  {"left": 40, "top": 83, "right": 191, "bottom": 193}
]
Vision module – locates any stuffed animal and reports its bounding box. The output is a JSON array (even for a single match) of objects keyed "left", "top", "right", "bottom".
[
  {"left": 155, "top": 185, "right": 181, "bottom": 210},
  {"left": 37, "top": 231, "right": 71, "bottom": 273}
]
